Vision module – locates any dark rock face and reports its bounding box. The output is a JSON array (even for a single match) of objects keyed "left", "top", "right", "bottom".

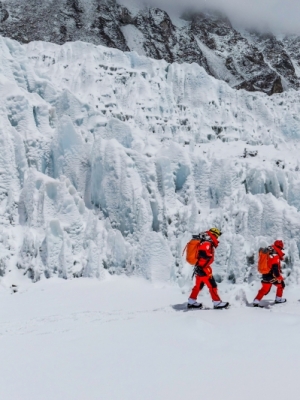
[
  {"left": 188, "top": 12, "right": 286, "bottom": 95},
  {"left": 0, "top": 0, "right": 299, "bottom": 95},
  {"left": 245, "top": 31, "right": 299, "bottom": 92},
  {"left": 283, "top": 36, "right": 300, "bottom": 81},
  {"left": 90, "top": 1, "right": 130, "bottom": 51},
  {"left": 128, "top": 8, "right": 211, "bottom": 71},
  {"left": 0, "top": 2, "right": 9, "bottom": 23}
]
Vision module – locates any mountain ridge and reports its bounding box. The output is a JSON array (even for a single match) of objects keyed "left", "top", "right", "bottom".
[{"left": 0, "top": 0, "right": 300, "bottom": 95}]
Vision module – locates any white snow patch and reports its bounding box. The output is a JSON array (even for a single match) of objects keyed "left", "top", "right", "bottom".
[
  {"left": 121, "top": 25, "right": 147, "bottom": 56},
  {"left": 196, "top": 38, "right": 240, "bottom": 86}
]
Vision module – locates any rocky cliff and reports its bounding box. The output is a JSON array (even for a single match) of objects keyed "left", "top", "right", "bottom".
[{"left": 0, "top": 0, "right": 299, "bottom": 95}]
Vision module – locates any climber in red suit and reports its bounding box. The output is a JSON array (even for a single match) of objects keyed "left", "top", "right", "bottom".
[
  {"left": 253, "top": 240, "right": 286, "bottom": 307},
  {"left": 188, "top": 228, "right": 229, "bottom": 310}
]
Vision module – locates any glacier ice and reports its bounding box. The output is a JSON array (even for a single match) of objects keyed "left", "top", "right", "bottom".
[{"left": 0, "top": 37, "right": 300, "bottom": 287}]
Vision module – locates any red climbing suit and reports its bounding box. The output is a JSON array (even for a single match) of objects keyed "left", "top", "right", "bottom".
[
  {"left": 255, "top": 240, "right": 285, "bottom": 301},
  {"left": 189, "top": 231, "right": 221, "bottom": 302}
]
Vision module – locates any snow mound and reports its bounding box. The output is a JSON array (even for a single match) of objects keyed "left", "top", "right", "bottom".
[{"left": 1, "top": 37, "right": 300, "bottom": 287}]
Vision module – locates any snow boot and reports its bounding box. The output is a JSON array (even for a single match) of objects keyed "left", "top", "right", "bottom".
[
  {"left": 213, "top": 301, "right": 229, "bottom": 309},
  {"left": 253, "top": 299, "right": 263, "bottom": 307},
  {"left": 187, "top": 302, "right": 203, "bottom": 309},
  {"left": 275, "top": 297, "right": 287, "bottom": 304},
  {"left": 187, "top": 299, "right": 203, "bottom": 309}
]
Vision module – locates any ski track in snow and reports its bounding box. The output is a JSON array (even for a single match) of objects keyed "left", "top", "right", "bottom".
[{"left": 0, "top": 307, "right": 171, "bottom": 337}]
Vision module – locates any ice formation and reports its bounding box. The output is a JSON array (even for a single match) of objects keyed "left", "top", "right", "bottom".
[{"left": 1, "top": 37, "right": 300, "bottom": 287}]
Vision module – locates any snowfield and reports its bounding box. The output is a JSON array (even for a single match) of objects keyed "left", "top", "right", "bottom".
[{"left": 1, "top": 276, "right": 300, "bottom": 400}]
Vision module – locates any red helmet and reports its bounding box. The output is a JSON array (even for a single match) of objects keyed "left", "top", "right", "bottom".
[{"left": 274, "top": 240, "right": 284, "bottom": 250}]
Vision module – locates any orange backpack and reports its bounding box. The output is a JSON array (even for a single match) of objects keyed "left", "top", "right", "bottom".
[
  {"left": 182, "top": 236, "right": 202, "bottom": 265},
  {"left": 257, "top": 247, "right": 271, "bottom": 274}
]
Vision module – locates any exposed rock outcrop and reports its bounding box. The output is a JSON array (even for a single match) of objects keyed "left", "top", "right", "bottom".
[{"left": 0, "top": 0, "right": 299, "bottom": 95}]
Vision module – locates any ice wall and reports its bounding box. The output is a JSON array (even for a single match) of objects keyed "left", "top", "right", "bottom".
[{"left": 1, "top": 37, "right": 300, "bottom": 287}]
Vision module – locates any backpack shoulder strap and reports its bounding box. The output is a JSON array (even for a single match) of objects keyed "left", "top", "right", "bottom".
[{"left": 182, "top": 244, "right": 188, "bottom": 257}]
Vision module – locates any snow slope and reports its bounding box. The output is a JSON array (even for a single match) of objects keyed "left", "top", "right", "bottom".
[
  {"left": 1, "top": 37, "right": 300, "bottom": 288},
  {"left": 1, "top": 276, "right": 300, "bottom": 400}
]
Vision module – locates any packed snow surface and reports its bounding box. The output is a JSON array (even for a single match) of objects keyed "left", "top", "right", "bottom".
[
  {"left": 1, "top": 37, "right": 300, "bottom": 288},
  {"left": 1, "top": 276, "right": 300, "bottom": 400}
]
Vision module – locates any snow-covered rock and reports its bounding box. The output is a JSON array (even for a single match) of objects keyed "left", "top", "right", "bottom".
[
  {"left": 1, "top": 0, "right": 300, "bottom": 94},
  {"left": 1, "top": 36, "right": 300, "bottom": 286}
]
